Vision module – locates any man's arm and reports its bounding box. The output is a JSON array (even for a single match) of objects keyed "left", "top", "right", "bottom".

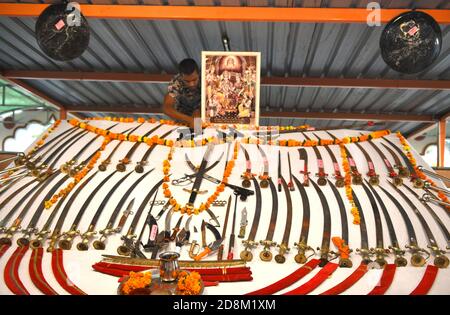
[{"left": 162, "top": 94, "right": 195, "bottom": 127}]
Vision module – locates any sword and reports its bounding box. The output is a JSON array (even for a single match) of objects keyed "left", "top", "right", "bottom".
[
  {"left": 163, "top": 207, "right": 175, "bottom": 243},
  {"left": 217, "top": 195, "right": 233, "bottom": 261},
  {"left": 175, "top": 215, "right": 193, "bottom": 253},
  {"left": 169, "top": 216, "right": 184, "bottom": 242},
  {"left": 183, "top": 154, "right": 254, "bottom": 200},
  {"left": 227, "top": 194, "right": 238, "bottom": 260}
]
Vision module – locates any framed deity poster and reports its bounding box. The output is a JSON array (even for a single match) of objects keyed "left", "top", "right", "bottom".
[{"left": 201, "top": 51, "right": 260, "bottom": 127}]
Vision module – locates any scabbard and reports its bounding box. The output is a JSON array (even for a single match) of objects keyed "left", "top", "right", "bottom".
[
  {"left": 94, "top": 261, "right": 251, "bottom": 276},
  {"left": 410, "top": 265, "right": 439, "bottom": 295},
  {"left": 245, "top": 258, "right": 320, "bottom": 295},
  {"left": 367, "top": 264, "right": 396, "bottom": 295},
  {"left": 319, "top": 262, "right": 368, "bottom": 295}
]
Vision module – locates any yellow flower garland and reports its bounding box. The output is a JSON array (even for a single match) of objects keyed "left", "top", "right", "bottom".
[
  {"left": 161, "top": 141, "right": 240, "bottom": 216},
  {"left": 397, "top": 132, "right": 450, "bottom": 211}
]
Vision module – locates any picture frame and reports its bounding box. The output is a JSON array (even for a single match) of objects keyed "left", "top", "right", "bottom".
[{"left": 201, "top": 51, "right": 260, "bottom": 127}]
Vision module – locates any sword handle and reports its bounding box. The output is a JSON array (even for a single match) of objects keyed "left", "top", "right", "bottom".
[{"left": 194, "top": 247, "right": 212, "bottom": 261}]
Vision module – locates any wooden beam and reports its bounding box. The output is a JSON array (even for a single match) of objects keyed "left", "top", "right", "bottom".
[
  {"left": 3, "top": 70, "right": 450, "bottom": 90},
  {"left": 0, "top": 4, "right": 449, "bottom": 23},
  {"left": 438, "top": 118, "right": 447, "bottom": 167},
  {"left": 1, "top": 77, "right": 66, "bottom": 111},
  {"left": 66, "top": 105, "right": 435, "bottom": 122}
]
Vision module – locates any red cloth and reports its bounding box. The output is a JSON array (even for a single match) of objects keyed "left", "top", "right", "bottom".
[
  {"left": 368, "top": 264, "right": 396, "bottom": 295},
  {"left": 29, "top": 247, "right": 58, "bottom": 295},
  {"left": 0, "top": 244, "right": 10, "bottom": 258},
  {"left": 283, "top": 262, "right": 339, "bottom": 295},
  {"left": 410, "top": 265, "right": 439, "bottom": 295},
  {"left": 51, "top": 249, "right": 86, "bottom": 295},
  {"left": 4, "top": 246, "right": 30, "bottom": 295},
  {"left": 319, "top": 262, "right": 368, "bottom": 295},
  {"left": 245, "top": 259, "right": 320, "bottom": 295}
]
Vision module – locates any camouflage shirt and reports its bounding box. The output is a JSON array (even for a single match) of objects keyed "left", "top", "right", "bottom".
[{"left": 167, "top": 74, "right": 201, "bottom": 116}]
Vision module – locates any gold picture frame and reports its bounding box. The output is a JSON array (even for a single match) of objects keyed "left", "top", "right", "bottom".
[{"left": 201, "top": 51, "right": 260, "bottom": 127}]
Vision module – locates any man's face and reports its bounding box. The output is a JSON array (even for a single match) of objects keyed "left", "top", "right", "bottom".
[{"left": 182, "top": 70, "right": 199, "bottom": 90}]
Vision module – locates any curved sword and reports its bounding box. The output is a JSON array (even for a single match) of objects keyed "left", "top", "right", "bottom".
[
  {"left": 388, "top": 182, "right": 448, "bottom": 268},
  {"left": 135, "top": 127, "right": 177, "bottom": 173},
  {"left": 382, "top": 137, "right": 423, "bottom": 187},
  {"left": 240, "top": 177, "right": 262, "bottom": 262},
  {"left": 352, "top": 189, "right": 373, "bottom": 264},
  {"left": 361, "top": 181, "right": 388, "bottom": 268},
  {"left": 354, "top": 142, "right": 380, "bottom": 186},
  {"left": 378, "top": 185, "right": 429, "bottom": 266},
  {"left": 98, "top": 125, "right": 142, "bottom": 171},
  {"left": 58, "top": 171, "right": 118, "bottom": 250},
  {"left": 363, "top": 135, "right": 403, "bottom": 186},
  {"left": 366, "top": 183, "right": 407, "bottom": 267},
  {"left": 303, "top": 133, "right": 328, "bottom": 186},
  {"left": 240, "top": 145, "right": 253, "bottom": 188},
  {"left": 292, "top": 175, "right": 315, "bottom": 264},
  {"left": 47, "top": 171, "right": 99, "bottom": 252},
  {"left": 93, "top": 169, "right": 155, "bottom": 250},
  {"left": 310, "top": 179, "right": 334, "bottom": 267},
  {"left": 326, "top": 131, "right": 362, "bottom": 185},
  {"left": 117, "top": 178, "right": 164, "bottom": 257},
  {"left": 274, "top": 176, "right": 293, "bottom": 264},
  {"left": 259, "top": 178, "right": 278, "bottom": 262},
  {"left": 116, "top": 123, "right": 163, "bottom": 172},
  {"left": 298, "top": 148, "right": 310, "bottom": 186},
  {"left": 313, "top": 133, "right": 345, "bottom": 187},
  {"left": 256, "top": 145, "right": 270, "bottom": 188},
  {"left": 77, "top": 171, "right": 134, "bottom": 251},
  {"left": 328, "top": 180, "right": 352, "bottom": 268}
]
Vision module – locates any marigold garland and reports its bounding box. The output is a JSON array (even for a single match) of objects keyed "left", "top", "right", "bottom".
[
  {"left": 121, "top": 271, "right": 152, "bottom": 295},
  {"left": 177, "top": 271, "right": 202, "bottom": 295},
  {"left": 340, "top": 144, "right": 360, "bottom": 225},
  {"left": 397, "top": 132, "right": 450, "bottom": 210},
  {"left": 162, "top": 141, "right": 240, "bottom": 216}
]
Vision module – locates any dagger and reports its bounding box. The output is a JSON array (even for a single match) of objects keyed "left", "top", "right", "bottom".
[
  {"left": 163, "top": 207, "right": 175, "bottom": 242},
  {"left": 169, "top": 216, "right": 184, "bottom": 241},
  {"left": 175, "top": 215, "right": 193, "bottom": 253},
  {"left": 238, "top": 207, "right": 248, "bottom": 239},
  {"left": 227, "top": 195, "right": 238, "bottom": 260},
  {"left": 194, "top": 221, "right": 224, "bottom": 261}
]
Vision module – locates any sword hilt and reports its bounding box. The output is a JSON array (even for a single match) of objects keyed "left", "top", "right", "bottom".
[
  {"left": 388, "top": 245, "right": 407, "bottom": 267},
  {"left": 30, "top": 229, "right": 51, "bottom": 249},
  {"left": 370, "top": 247, "right": 390, "bottom": 268},
  {"left": 188, "top": 240, "right": 200, "bottom": 259},
  {"left": 275, "top": 243, "right": 290, "bottom": 264},
  {"left": 405, "top": 244, "right": 429, "bottom": 267},
  {"left": 59, "top": 229, "right": 80, "bottom": 250},
  {"left": 427, "top": 245, "right": 450, "bottom": 268},
  {"left": 355, "top": 247, "right": 373, "bottom": 264},
  {"left": 47, "top": 233, "right": 61, "bottom": 252},
  {"left": 294, "top": 241, "right": 315, "bottom": 264},
  {"left": 17, "top": 227, "right": 38, "bottom": 247},
  {"left": 76, "top": 230, "right": 97, "bottom": 251}
]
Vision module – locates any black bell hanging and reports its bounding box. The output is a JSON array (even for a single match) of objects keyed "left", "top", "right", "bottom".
[
  {"left": 35, "top": 3, "right": 90, "bottom": 61},
  {"left": 380, "top": 11, "right": 442, "bottom": 74}
]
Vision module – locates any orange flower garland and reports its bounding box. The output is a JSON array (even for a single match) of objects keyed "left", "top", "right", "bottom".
[
  {"left": 340, "top": 143, "right": 360, "bottom": 225},
  {"left": 162, "top": 141, "right": 239, "bottom": 216},
  {"left": 121, "top": 271, "right": 152, "bottom": 295},
  {"left": 397, "top": 132, "right": 450, "bottom": 210},
  {"left": 177, "top": 271, "right": 202, "bottom": 295}
]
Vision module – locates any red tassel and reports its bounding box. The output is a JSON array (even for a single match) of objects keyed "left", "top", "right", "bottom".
[
  {"left": 4, "top": 246, "right": 30, "bottom": 295},
  {"left": 51, "top": 249, "right": 86, "bottom": 295},
  {"left": 29, "top": 248, "right": 58, "bottom": 295}
]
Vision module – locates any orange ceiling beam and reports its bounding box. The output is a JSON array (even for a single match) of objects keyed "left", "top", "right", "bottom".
[
  {"left": 0, "top": 4, "right": 449, "bottom": 23},
  {"left": 4, "top": 70, "right": 450, "bottom": 90}
]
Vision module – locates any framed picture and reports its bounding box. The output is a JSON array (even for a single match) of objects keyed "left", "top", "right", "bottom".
[{"left": 201, "top": 51, "right": 260, "bottom": 127}]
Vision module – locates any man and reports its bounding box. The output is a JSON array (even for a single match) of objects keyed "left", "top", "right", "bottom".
[{"left": 163, "top": 58, "right": 201, "bottom": 128}]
